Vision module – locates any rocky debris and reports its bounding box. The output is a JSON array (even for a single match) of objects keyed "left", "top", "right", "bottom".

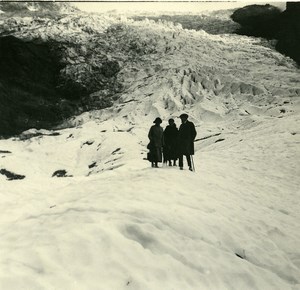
[
  {"left": 0, "top": 169, "right": 25, "bottom": 180},
  {"left": 82, "top": 140, "right": 94, "bottom": 147},
  {"left": 88, "top": 162, "right": 97, "bottom": 169},
  {"left": 19, "top": 129, "right": 61, "bottom": 140},
  {"left": 112, "top": 148, "right": 121, "bottom": 154},
  {"left": 215, "top": 138, "right": 225, "bottom": 143},
  {"left": 52, "top": 169, "right": 72, "bottom": 177},
  {"left": 0, "top": 150, "right": 12, "bottom": 154},
  {"left": 235, "top": 252, "right": 246, "bottom": 260}
]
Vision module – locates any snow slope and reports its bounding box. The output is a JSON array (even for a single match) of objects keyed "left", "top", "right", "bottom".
[
  {"left": 1, "top": 115, "right": 299, "bottom": 290},
  {"left": 1, "top": 12, "right": 300, "bottom": 290}
]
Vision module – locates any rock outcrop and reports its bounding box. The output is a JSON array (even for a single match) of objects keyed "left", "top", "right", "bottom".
[
  {"left": 0, "top": 36, "right": 65, "bottom": 136},
  {"left": 0, "top": 11, "right": 123, "bottom": 137},
  {"left": 231, "top": 2, "right": 300, "bottom": 65},
  {"left": 276, "top": 2, "right": 300, "bottom": 66},
  {"left": 231, "top": 4, "right": 281, "bottom": 38}
]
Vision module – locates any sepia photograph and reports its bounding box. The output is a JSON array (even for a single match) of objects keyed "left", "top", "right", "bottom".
[{"left": 0, "top": 0, "right": 299, "bottom": 289}]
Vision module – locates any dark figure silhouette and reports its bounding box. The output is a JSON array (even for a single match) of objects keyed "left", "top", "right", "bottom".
[
  {"left": 177, "top": 114, "right": 197, "bottom": 171},
  {"left": 147, "top": 117, "right": 164, "bottom": 168},
  {"left": 163, "top": 118, "right": 178, "bottom": 166}
]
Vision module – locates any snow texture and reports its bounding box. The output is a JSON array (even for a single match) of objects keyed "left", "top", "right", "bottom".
[{"left": 0, "top": 9, "right": 300, "bottom": 290}]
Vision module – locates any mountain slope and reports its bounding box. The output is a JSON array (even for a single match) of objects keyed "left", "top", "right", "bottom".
[
  {"left": 1, "top": 10, "right": 299, "bottom": 136},
  {"left": 0, "top": 7, "right": 300, "bottom": 290},
  {"left": 0, "top": 1, "right": 78, "bottom": 16}
]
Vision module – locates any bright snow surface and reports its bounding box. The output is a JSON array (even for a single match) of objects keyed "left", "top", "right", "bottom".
[
  {"left": 1, "top": 13, "right": 300, "bottom": 290},
  {"left": 0, "top": 113, "right": 300, "bottom": 290}
]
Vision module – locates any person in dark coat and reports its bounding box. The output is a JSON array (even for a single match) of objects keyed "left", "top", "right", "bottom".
[
  {"left": 163, "top": 118, "right": 178, "bottom": 166},
  {"left": 147, "top": 117, "right": 164, "bottom": 168},
  {"left": 177, "top": 113, "right": 197, "bottom": 171}
]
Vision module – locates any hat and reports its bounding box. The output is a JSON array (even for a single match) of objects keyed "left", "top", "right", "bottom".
[
  {"left": 179, "top": 113, "right": 188, "bottom": 119},
  {"left": 168, "top": 118, "right": 175, "bottom": 124},
  {"left": 153, "top": 117, "right": 162, "bottom": 124}
]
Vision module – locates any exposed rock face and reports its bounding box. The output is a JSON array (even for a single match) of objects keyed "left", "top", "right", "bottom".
[
  {"left": 0, "top": 36, "right": 65, "bottom": 136},
  {"left": 276, "top": 2, "right": 300, "bottom": 66},
  {"left": 0, "top": 168, "right": 25, "bottom": 180},
  {"left": 231, "top": 4, "right": 281, "bottom": 38},
  {"left": 0, "top": 30, "right": 123, "bottom": 136},
  {"left": 231, "top": 2, "right": 300, "bottom": 65},
  {"left": 0, "top": 12, "right": 123, "bottom": 137}
]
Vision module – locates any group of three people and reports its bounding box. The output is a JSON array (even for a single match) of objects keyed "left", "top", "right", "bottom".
[{"left": 147, "top": 113, "right": 197, "bottom": 171}]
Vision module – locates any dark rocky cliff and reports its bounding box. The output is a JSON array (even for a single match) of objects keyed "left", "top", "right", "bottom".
[
  {"left": 0, "top": 36, "right": 97, "bottom": 137},
  {"left": 231, "top": 2, "right": 300, "bottom": 65},
  {"left": 276, "top": 2, "right": 300, "bottom": 66},
  {"left": 0, "top": 5, "right": 125, "bottom": 137},
  {"left": 0, "top": 36, "right": 63, "bottom": 136}
]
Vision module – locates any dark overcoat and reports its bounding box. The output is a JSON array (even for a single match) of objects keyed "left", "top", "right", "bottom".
[
  {"left": 163, "top": 124, "right": 178, "bottom": 160},
  {"left": 178, "top": 120, "right": 197, "bottom": 155}
]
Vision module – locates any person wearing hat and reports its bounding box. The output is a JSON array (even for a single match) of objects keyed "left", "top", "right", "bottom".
[
  {"left": 163, "top": 118, "right": 178, "bottom": 166},
  {"left": 177, "top": 113, "right": 197, "bottom": 171},
  {"left": 147, "top": 117, "right": 164, "bottom": 168}
]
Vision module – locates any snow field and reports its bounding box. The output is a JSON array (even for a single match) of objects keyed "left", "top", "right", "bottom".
[
  {"left": 1, "top": 113, "right": 300, "bottom": 289},
  {"left": 0, "top": 8, "right": 300, "bottom": 289}
]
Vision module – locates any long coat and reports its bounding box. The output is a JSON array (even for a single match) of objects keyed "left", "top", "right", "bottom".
[
  {"left": 147, "top": 124, "right": 164, "bottom": 162},
  {"left": 178, "top": 120, "right": 197, "bottom": 155},
  {"left": 148, "top": 125, "right": 164, "bottom": 147},
  {"left": 163, "top": 124, "right": 178, "bottom": 160}
]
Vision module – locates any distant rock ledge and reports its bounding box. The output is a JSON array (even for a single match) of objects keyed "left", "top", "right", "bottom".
[{"left": 231, "top": 2, "right": 300, "bottom": 66}]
